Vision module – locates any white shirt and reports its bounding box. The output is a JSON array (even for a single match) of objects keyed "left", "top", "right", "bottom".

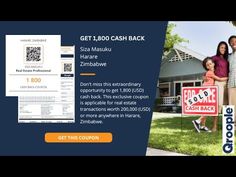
[{"left": 228, "top": 52, "right": 236, "bottom": 88}]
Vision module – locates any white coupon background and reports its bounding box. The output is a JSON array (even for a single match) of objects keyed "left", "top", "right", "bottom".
[{"left": 5, "top": 35, "right": 61, "bottom": 96}]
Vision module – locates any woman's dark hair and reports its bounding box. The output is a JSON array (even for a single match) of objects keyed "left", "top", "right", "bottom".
[
  {"left": 202, "top": 57, "right": 214, "bottom": 71},
  {"left": 216, "top": 41, "right": 228, "bottom": 60}
]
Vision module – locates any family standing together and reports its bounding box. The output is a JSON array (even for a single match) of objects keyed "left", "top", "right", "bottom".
[{"left": 192, "top": 35, "right": 236, "bottom": 133}]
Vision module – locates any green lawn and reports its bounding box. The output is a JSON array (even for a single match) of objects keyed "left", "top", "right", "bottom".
[{"left": 148, "top": 115, "right": 236, "bottom": 156}]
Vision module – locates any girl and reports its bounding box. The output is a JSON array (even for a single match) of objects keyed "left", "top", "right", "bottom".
[{"left": 192, "top": 57, "right": 228, "bottom": 133}]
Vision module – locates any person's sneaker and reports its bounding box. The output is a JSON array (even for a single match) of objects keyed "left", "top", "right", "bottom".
[
  {"left": 192, "top": 120, "right": 200, "bottom": 133},
  {"left": 200, "top": 126, "right": 212, "bottom": 132}
]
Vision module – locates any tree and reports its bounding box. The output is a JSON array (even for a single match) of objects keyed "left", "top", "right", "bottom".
[
  {"left": 164, "top": 23, "right": 188, "bottom": 53},
  {"left": 230, "top": 21, "right": 236, "bottom": 27}
]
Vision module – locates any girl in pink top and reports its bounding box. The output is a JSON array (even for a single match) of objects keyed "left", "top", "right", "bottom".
[
  {"left": 192, "top": 57, "right": 228, "bottom": 133},
  {"left": 203, "top": 70, "right": 215, "bottom": 86}
]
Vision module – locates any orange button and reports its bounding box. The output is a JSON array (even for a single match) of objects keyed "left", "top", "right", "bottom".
[{"left": 45, "top": 132, "right": 112, "bottom": 143}]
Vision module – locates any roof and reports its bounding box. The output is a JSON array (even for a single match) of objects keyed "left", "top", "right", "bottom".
[
  {"left": 159, "top": 45, "right": 206, "bottom": 78},
  {"left": 173, "top": 44, "right": 206, "bottom": 61}
]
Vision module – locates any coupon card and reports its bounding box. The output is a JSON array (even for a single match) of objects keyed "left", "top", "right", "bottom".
[{"left": 5, "top": 35, "right": 61, "bottom": 96}]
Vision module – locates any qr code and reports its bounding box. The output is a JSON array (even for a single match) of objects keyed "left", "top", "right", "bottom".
[
  {"left": 25, "top": 46, "right": 42, "bottom": 62},
  {"left": 64, "top": 63, "right": 72, "bottom": 72}
]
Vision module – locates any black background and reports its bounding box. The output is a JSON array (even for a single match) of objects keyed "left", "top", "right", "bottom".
[
  {"left": 1, "top": 1, "right": 235, "bottom": 20},
  {"left": 1, "top": 0, "right": 235, "bottom": 171}
]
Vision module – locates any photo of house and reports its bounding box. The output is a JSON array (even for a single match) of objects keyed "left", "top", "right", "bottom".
[
  {"left": 149, "top": 22, "right": 236, "bottom": 156},
  {"left": 156, "top": 44, "right": 206, "bottom": 111}
]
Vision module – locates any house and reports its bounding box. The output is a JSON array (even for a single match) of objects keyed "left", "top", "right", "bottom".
[{"left": 156, "top": 44, "right": 206, "bottom": 109}]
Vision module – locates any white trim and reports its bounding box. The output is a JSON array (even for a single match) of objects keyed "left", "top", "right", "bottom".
[
  {"left": 174, "top": 80, "right": 202, "bottom": 84},
  {"left": 173, "top": 44, "right": 206, "bottom": 61},
  {"left": 173, "top": 80, "right": 202, "bottom": 96},
  {"left": 162, "top": 50, "right": 171, "bottom": 60},
  {"left": 174, "top": 49, "right": 183, "bottom": 62}
]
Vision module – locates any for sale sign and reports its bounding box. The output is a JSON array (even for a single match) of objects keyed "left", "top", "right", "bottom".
[{"left": 182, "top": 86, "right": 218, "bottom": 116}]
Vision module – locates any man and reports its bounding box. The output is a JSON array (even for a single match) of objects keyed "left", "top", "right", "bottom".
[{"left": 228, "top": 35, "right": 236, "bottom": 128}]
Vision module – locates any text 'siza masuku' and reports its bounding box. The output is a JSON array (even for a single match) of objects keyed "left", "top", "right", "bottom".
[{"left": 222, "top": 106, "right": 235, "bottom": 154}]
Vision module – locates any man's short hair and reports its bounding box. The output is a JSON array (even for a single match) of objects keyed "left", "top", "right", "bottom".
[{"left": 228, "top": 35, "right": 236, "bottom": 44}]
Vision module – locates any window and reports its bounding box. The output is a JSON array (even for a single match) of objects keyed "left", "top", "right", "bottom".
[
  {"left": 183, "top": 82, "right": 194, "bottom": 87},
  {"left": 175, "top": 83, "right": 181, "bottom": 96},
  {"left": 195, "top": 82, "right": 201, "bottom": 86},
  {"left": 174, "top": 80, "right": 202, "bottom": 96},
  {"left": 159, "top": 82, "right": 170, "bottom": 97}
]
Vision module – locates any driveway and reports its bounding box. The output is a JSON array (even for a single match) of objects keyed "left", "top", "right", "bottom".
[{"left": 146, "top": 147, "right": 188, "bottom": 156}]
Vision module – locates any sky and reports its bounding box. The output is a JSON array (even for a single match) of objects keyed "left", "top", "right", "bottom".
[{"left": 171, "top": 21, "right": 236, "bottom": 56}]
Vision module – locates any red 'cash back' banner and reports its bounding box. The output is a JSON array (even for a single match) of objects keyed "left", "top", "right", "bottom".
[{"left": 182, "top": 86, "right": 218, "bottom": 116}]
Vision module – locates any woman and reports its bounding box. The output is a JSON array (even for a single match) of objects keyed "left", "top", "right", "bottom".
[{"left": 203, "top": 41, "right": 229, "bottom": 132}]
